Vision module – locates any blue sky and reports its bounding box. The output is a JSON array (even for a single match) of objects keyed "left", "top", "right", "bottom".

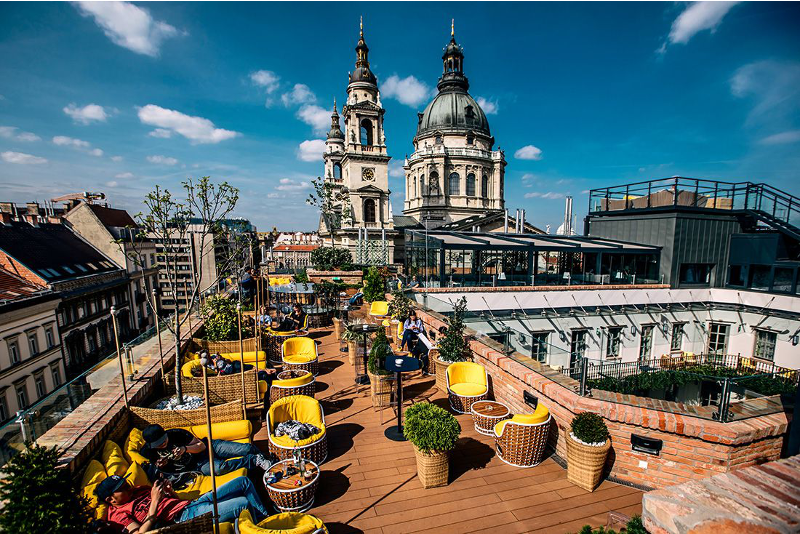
[{"left": 1, "top": 2, "right": 799, "bottom": 232}]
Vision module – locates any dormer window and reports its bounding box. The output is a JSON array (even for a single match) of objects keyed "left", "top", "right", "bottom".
[
  {"left": 466, "top": 132, "right": 474, "bottom": 145},
  {"left": 465, "top": 105, "right": 475, "bottom": 119},
  {"left": 435, "top": 134, "right": 443, "bottom": 145}
]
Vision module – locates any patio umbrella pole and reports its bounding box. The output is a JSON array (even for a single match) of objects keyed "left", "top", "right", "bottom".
[
  {"left": 199, "top": 354, "right": 220, "bottom": 534},
  {"left": 237, "top": 302, "right": 247, "bottom": 418},
  {"left": 110, "top": 306, "right": 129, "bottom": 408},
  {"left": 254, "top": 273, "right": 262, "bottom": 393},
  {"left": 152, "top": 288, "right": 166, "bottom": 386}
]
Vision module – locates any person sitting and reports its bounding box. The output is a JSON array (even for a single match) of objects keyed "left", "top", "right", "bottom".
[
  {"left": 276, "top": 303, "right": 307, "bottom": 331},
  {"left": 139, "top": 424, "right": 273, "bottom": 477},
  {"left": 256, "top": 306, "right": 272, "bottom": 327},
  {"left": 240, "top": 268, "right": 255, "bottom": 300},
  {"left": 97, "top": 473, "right": 270, "bottom": 533},
  {"left": 209, "top": 353, "right": 276, "bottom": 384},
  {"left": 411, "top": 326, "right": 447, "bottom": 376},
  {"left": 400, "top": 309, "right": 424, "bottom": 351}
]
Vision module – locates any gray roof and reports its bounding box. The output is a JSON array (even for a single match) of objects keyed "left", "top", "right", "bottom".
[{"left": 417, "top": 90, "right": 490, "bottom": 137}]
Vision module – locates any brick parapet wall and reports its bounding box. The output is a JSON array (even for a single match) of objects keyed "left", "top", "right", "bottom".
[
  {"left": 414, "top": 306, "right": 789, "bottom": 489},
  {"left": 411, "top": 283, "right": 670, "bottom": 294},
  {"left": 307, "top": 270, "right": 363, "bottom": 286},
  {"left": 37, "top": 318, "right": 203, "bottom": 473}
]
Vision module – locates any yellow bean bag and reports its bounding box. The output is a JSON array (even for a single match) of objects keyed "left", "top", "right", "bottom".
[
  {"left": 369, "top": 301, "right": 389, "bottom": 317},
  {"left": 282, "top": 337, "right": 317, "bottom": 362},
  {"left": 494, "top": 404, "right": 550, "bottom": 436},
  {"left": 268, "top": 396, "right": 326, "bottom": 448},
  {"left": 174, "top": 468, "right": 247, "bottom": 501},
  {"left": 273, "top": 371, "right": 313, "bottom": 388},
  {"left": 238, "top": 509, "right": 328, "bottom": 534},
  {"left": 185, "top": 419, "right": 253, "bottom": 444},
  {"left": 101, "top": 440, "right": 128, "bottom": 476},
  {"left": 80, "top": 460, "right": 108, "bottom": 519},
  {"left": 124, "top": 460, "right": 151, "bottom": 487},
  {"left": 123, "top": 427, "right": 148, "bottom": 465}
]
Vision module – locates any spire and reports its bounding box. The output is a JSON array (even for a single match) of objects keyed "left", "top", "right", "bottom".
[
  {"left": 451, "top": 18, "right": 454, "bottom": 37},
  {"left": 439, "top": 24, "right": 468, "bottom": 91},
  {"left": 360, "top": 15, "right": 363, "bottom": 37},
  {"left": 327, "top": 99, "right": 343, "bottom": 140},
  {"left": 349, "top": 17, "right": 377, "bottom": 86}
]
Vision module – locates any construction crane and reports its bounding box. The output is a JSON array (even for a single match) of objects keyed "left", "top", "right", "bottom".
[{"left": 51, "top": 192, "right": 106, "bottom": 204}]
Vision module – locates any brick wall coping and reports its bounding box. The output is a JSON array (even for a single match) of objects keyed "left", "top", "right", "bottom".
[
  {"left": 306, "top": 270, "right": 363, "bottom": 276},
  {"left": 415, "top": 306, "right": 789, "bottom": 447},
  {"left": 642, "top": 455, "right": 800, "bottom": 534},
  {"left": 411, "top": 284, "right": 669, "bottom": 293}
]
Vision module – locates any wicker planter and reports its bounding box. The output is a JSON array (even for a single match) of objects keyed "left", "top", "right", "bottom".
[
  {"left": 433, "top": 354, "right": 451, "bottom": 391},
  {"left": 332, "top": 317, "right": 343, "bottom": 341},
  {"left": 347, "top": 340, "right": 357, "bottom": 366},
  {"left": 566, "top": 435, "right": 611, "bottom": 492},
  {"left": 412, "top": 445, "right": 449, "bottom": 489},
  {"left": 368, "top": 370, "right": 395, "bottom": 408}
]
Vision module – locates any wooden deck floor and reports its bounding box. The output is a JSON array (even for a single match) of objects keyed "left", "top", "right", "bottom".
[{"left": 253, "top": 325, "right": 643, "bottom": 534}]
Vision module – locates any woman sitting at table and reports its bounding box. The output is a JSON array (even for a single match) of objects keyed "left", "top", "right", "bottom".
[
  {"left": 276, "top": 303, "right": 307, "bottom": 331},
  {"left": 400, "top": 309, "right": 425, "bottom": 351}
]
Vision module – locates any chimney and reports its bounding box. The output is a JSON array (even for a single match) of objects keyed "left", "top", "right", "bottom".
[
  {"left": 515, "top": 209, "right": 520, "bottom": 233},
  {"left": 26, "top": 202, "right": 40, "bottom": 216},
  {"left": 26, "top": 213, "right": 39, "bottom": 226},
  {"left": 0, "top": 212, "right": 11, "bottom": 225},
  {"left": 521, "top": 209, "right": 526, "bottom": 233},
  {"left": 504, "top": 209, "right": 509, "bottom": 233}
]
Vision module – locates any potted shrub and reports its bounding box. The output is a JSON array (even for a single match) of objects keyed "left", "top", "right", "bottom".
[
  {"left": 362, "top": 266, "right": 386, "bottom": 303},
  {"left": 434, "top": 296, "right": 469, "bottom": 390},
  {"left": 566, "top": 412, "right": 611, "bottom": 492},
  {"left": 367, "top": 328, "right": 395, "bottom": 408},
  {"left": 403, "top": 402, "right": 461, "bottom": 488}
]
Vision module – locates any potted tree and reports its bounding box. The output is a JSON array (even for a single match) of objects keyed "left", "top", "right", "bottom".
[
  {"left": 362, "top": 266, "right": 386, "bottom": 303},
  {"left": 566, "top": 412, "right": 611, "bottom": 492},
  {"left": 342, "top": 328, "right": 366, "bottom": 366},
  {"left": 434, "top": 296, "right": 469, "bottom": 390},
  {"left": 403, "top": 402, "right": 461, "bottom": 488},
  {"left": 386, "top": 286, "right": 413, "bottom": 341},
  {"left": 367, "top": 328, "right": 395, "bottom": 408}
]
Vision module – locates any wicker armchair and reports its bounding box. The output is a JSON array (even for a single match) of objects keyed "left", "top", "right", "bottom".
[
  {"left": 270, "top": 369, "right": 316, "bottom": 404},
  {"left": 282, "top": 337, "right": 319, "bottom": 376},
  {"left": 446, "top": 362, "right": 489, "bottom": 414},
  {"left": 266, "top": 330, "right": 299, "bottom": 366},
  {"left": 152, "top": 513, "right": 235, "bottom": 534},
  {"left": 237, "top": 510, "right": 328, "bottom": 534},
  {"left": 267, "top": 395, "right": 327, "bottom": 464},
  {"left": 493, "top": 404, "right": 551, "bottom": 468}
]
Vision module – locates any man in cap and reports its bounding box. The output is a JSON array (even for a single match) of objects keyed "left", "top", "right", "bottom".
[
  {"left": 140, "top": 423, "right": 273, "bottom": 476},
  {"left": 96, "top": 473, "right": 269, "bottom": 533}
]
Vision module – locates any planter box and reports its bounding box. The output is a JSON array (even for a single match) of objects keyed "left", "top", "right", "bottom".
[{"left": 413, "top": 446, "right": 449, "bottom": 489}]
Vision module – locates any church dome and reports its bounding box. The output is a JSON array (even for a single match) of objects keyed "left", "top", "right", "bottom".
[
  {"left": 349, "top": 66, "right": 376, "bottom": 85},
  {"left": 417, "top": 89, "right": 490, "bottom": 137}
]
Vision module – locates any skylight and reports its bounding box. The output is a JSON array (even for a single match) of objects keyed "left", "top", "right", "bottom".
[
  {"left": 75, "top": 264, "right": 88, "bottom": 272},
  {"left": 62, "top": 265, "right": 76, "bottom": 274}
]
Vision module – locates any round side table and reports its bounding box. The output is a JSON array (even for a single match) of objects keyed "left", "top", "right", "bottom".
[
  {"left": 263, "top": 459, "right": 320, "bottom": 513},
  {"left": 470, "top": 400, "right": 511, "bottom": 436}
]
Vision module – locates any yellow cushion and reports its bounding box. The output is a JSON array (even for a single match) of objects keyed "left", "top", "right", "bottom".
[
  {"left": 101, "top": 440, "right": 129, "bottom": 476},
  {"left": 273, "top": 372, "right": 313, "bottom": 388},
  {"left": 369, "top": 301, "right": 389, "bottom": 316},
  {"left": 270, "top": 426, "right": 326, "bottom": 448},
  {"left": 186, "top": 420, "right": 253, "bottom": 443},
  {"left": 494, "top": 404, "right": 550, "bottom": 436},
  {"left": 269, "top": 395, "right": 326, "bottom": 447},
  {"left": 239, "top": 509, "right": 327, "bottom": 534},
  {"left": 124, "top": 460, "right": 150, "bottom": 487},
  {"left": 447, "top": 362, "right": 487, "bottom": 388},
  {"left": 283, "top": 353, "right": 316, "bottom": 364},
  {"left": 449, "top": 383, "right": 488, "bottom": 397},
  {"left": 282, "top": 338, "right": 316, "bottom": 360},
  {"left": 219, "top": 351, "right": 268, "bottom": 364},
  {"left": 80, "top": 459, "right": 108, "bottom": 519},
  {"left": 259, "top": 380, "right": 268, "bottom": 396},
  {"left": 182, "top": 359, "right": 218, "bottom": 378},
  {"left": 175, "top": 468, "right": 247, "bottom": 501},
  {"left": 124, "top": 428, "right": 148, "bottom": 465}
]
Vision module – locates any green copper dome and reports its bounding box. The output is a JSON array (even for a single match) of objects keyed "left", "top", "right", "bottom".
[{"left": 417, "top": 89, "right": 490, "bottom": 137}]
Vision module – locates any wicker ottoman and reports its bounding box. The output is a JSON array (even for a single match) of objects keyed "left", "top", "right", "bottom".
[
  {"left": 282, "top": 356, "right": 319, "bottom": 377},
  {"left": 269, "top": 370, "right": 316, "bottom": 404},
  {"left": 263, "top": 459, "right": 319, "bottom": 513}
]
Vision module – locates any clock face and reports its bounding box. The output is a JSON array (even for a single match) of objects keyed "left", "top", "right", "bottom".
[{"left": 362, "top": 168, "right": 375, "bottom": 181}]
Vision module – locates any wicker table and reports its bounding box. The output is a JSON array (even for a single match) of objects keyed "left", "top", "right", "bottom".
[
  {"left": 263, "top": 459, "right": 320, "bottom": 513},
  {"left": 470, "top": 400, "right": 511, "bottom": 436}
]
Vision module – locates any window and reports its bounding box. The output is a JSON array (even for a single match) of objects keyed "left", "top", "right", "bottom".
[
  {"left": 639, "top": 325, "right": 654, "bottom": 362},
  {"left": 749, "top": 265, "right": 772, "bottom": 291},
  {"left": 671, "top": 323, "right": 684, "bottom": 352},
  {"left": 570, "top": 330, "right": 587, "bottom": 369},
  {"left": 448, "top": 172, "right": 460, "bottom": 196},
  {"left": 0, "top": 394, "right": 7, "bottom": 421},
  {"left": 413, "top": 175, "right": 417, "bottom": 197},
  {"left": 531, "top": 332, "right": 549, "bottom": 363},
  {"left": 754, "top": 330, "right": 777, "bottom": 361},
  {"left": 773, "top": 268, "right": 794, "bottom": 293},
  {"left": 34, "top": 374, "right": 46, "bottom": 399},
  {"left": 45, "top": 328, "right": 55, "bottom": 348},
  {"left": 363, "top": 199, "right": 376, "bottom": 223},
  {"left": 606, "top": 327, "right": 622, "bottom": 359},
  {"left": 51, "top": 365, "right": 62, "bottom": 387},
  {"left": 466, "top": 133, "right": 474, "bottom": 145},
  {"left": 8, "top": 339, "right": 20, "bottom": 365},
  {"left": 728, "top": 265, "right": 745, "bottom": 287},
  {"left": 359, "top": 119, "right": 373, "bottom": 146},
  {"left": 15, "top": 384, "right": 29, "bottom": 410},
  {"left": 333, "top": 163, "right": 342, "bottom": 180},
  {"left": 27, "top": 332, "right": 39, "bottom": 356},
  {"left": 419, "top": 175, "right": 425, "bottom": 197},
  {"left": 481, "top": 175, "right": 489, "bottom": 197},
  {"left": 466, "top": 173, "right": 476, "bottom": 196},
  {"left": 708, "top": 323, "right": 729, "bottom": 355},
  {"left": 679, "top": 263, "right": 713, "bottom": 285}
]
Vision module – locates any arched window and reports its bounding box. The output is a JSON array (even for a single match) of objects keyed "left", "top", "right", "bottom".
[
  {"left": 360, "top": 119, "right": 373, "bottom": 146},
  {"left": 448, "top": 172, "right": 460, "bottom": 196},
  {"left": 333, "top": 163, "right": 342, "bottom": 180},
  {"left": 482, "top": 175, "right": 489, "bottom": 197},
  {"left": 419, "top": 175, "right": 425, "bottom": 197},
  {"left": 363, "top": 199, "right": 376, "bottom": 223},
  {"left": 413, "top": 175, "right": 417, "bottom": 197},
  {"left": 466, "top": 133, "right": 474, "bottom": 145},
  {"left": 429, "top": 172, "right": 439, "bottom": 195},
  {"left": 466, "top": 173, "right": 476, "bottom": 196}
]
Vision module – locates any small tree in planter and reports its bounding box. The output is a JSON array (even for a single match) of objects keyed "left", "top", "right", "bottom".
[
  {"left": 434, "top": 296, "right": 469, "bottom": 390},
  {"left": 341, "top": 327, "right": 365, "bottom": 365},
  {"left": 566, "top": 412, "right": 611, "bottom": 492},
  {"left": 403, "top": 402, "right": 461, "bottom": 488},
  {"left": 387, "top": 286, "right": 413, "bottom": 322},
  {"left": 200, "top": 294, "right": 252, "bottom": 341},
  {"left": 367, "top": 328, "right": 394, "bottom": 408},
  {"left": 362, "top": 266, "right": 386, "bottom": 303},
  {"left": 0, "top": 443, "right": 93, "bottom": 533}
]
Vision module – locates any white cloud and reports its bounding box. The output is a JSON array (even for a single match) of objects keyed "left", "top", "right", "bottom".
[
  {"left": 267, "top": 192, "right": 281, "bottom": 199},
  {"left": 1, "top": 151, "right": 48, "bottom": 165},
  {"left": 759, "top": 130, "right": 800, "bottom": 145},
  {"left": 63, "top": 103, "right": 108, "bottom": 124},
  {"left": 74, "top": 1, "right": 182, "bottom": 57},
  {"left": 106, "top": 181, "right": 119, "bottom": 187},
  {"left": 281, "top": 84, "right": 316, "bottom": 107},
  {"left": 115, "top": 172, "right": 134, "bottom": 179},
  {"left": 148, "top": 128, "right": 173, "bottom": 138},
  {"left": 275, "top": 178, "right": 311, "bottom": 192},
  {"left": 659, "top": 2, "right": 739, "bottom": 53},
  {"left": 731, "top": 61, "right": 800, "bottom": 123},
  {"left": 296, "top": 139, "right": 326, "bottom": 162},
  {"left": 297, "top": 105, "right": 331, "bottom": 134},
  {"left": 251, "top": 70, "right": 281, "bottom": 107},
  {"left": 147, "top": 154, "right": 178, "bottom": 165},
  {"left": 381, "top": 75, "right": 432, "bottom": 107},
  {"left": 388, "top": 161, "right": 405, "bottom": 178},
  {"left": 138, "top": 104, "right": 240, "bottom": 144},
  {"left": 89, "top": 148, "right": 104, "bottom": 157},
  {"left": 476, "top": 96, "right": 498, "bottom": 115},
  {"left": 525, "top": 191, "right": 565, "bottom": 199},
  {"left": 0, "top": 126, "right": 40, "bottom": 142},
  {"left": 514, "top": 145, "right": 543, "bottom": 160},
  {"left": 53, "top": 135, "right": 105, "bottom": 157},
  {"left": 111, "top": 155, "right": 123, "bottom": 162}
]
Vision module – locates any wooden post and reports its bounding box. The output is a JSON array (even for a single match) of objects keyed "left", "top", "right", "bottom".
[
  {"left": 152, "top": 288, "right": 166, "bottom": 386},
  {"left": 254, "top": 273, "right": 262, "bottom": 394},
  {"left": 237, "top": 302, "right": 247, "bottom": 418},
  {"left": 110, "top": 306, "right": 129, "bottom": 408},
  {"left": 199, "top": 355, "right": 220, "bottom": 534}
]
